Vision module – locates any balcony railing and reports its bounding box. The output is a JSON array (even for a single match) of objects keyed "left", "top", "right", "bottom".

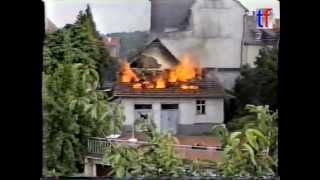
[
  {"left": 87, "top": 137, "right": 111, "bottom": 155},
  {"left": 87, "top": 137, "right": 222, "bottom": 161}
]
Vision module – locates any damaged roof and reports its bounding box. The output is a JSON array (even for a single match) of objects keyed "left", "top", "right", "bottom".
[
  {"left": 130, "top": 38, "right": 180, "bottom": 67},
  {"left": 113, "top": 70, "right": 225, "bottom": 98}
]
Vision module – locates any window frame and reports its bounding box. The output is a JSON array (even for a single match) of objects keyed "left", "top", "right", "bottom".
[
  {"left": 196, "top": 100, "right": 206, "bottom": 115},
  {"left": 134, "top": 104, "right": 153, "bottom": 121}
]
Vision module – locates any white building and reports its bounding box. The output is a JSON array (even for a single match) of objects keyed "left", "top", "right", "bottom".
[
  {"left": 113, "top": 69, "right": 225, "bottom": 135},
  {"left": 147, "top": 0, "right": 279, "bottom": 89},
  {"left": 242, "top": 14, "right": 280, "bottom": 67}
]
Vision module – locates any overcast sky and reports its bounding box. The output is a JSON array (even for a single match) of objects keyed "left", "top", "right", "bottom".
[{"left": 45, "top": 0, "right": 280, "bottom": 34}]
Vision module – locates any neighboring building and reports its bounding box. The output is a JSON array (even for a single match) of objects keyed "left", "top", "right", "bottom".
[
  {"left": 113, "top": 68, "right": 225, "bottom": 135},
  {"left": 242, "top": 14, "right": 280, "bottom": 67},
  {"left": 44, "top": 2, "right": 58, "bottom": 33},
  {"left": 45, "top": 18, "right": 58, "bottom": 33},
  {"left": 148, "top": 0, "right": 249, "bottom": 90},
  {"left": 103, "top": 36, "right": 121, "bottom": 58}
]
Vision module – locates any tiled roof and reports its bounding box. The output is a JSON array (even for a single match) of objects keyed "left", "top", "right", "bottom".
[{"left": 113, "top": 70, "right": 225, "bottom": 98}]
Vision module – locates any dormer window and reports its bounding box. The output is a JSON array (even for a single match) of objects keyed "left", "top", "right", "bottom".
[{"left": 255, "top": 32, "right": 262, "bottom": 40}]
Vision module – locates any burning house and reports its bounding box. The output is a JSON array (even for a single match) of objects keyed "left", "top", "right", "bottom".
[
  {"left": 113, "top": 51, "right": 225, "bottom": 135},
  {"left": 147, "top": 0, "right": 249, "bottom": 90}
]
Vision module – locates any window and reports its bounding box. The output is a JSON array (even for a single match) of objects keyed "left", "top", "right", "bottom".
[
  {"left": 134, "top": 104, "right": 153, "bottom": 132},
  {"left": 161, "top": 104, "right": 178, "bottom": 110},
  {"left": 196, "top": 100, "right": 206, "bottom": 115},
  {"left": 134, "top": 104, "right": 152, "bottom": 121},
  {"left": 134, "top": 104, "right": 152, "bottom": 110},
  {"left": 255, "top": 32, "right": 262, "bottom": 40}
]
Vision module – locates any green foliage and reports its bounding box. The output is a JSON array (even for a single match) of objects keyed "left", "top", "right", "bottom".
[
  {"left": 213, "top": 105, "right": 278, "bottom": 177},
  {"left": 103, "top": 132, "right": 186, "bottom": 178},
  {"left": 134, "top": 118, "right": 157, "bottom": 141},
  {"left": 102, "top": 120, "right": 221, "bottom": 178},
  {"left": 44, "top": 63, "right": 123, "bottom": 175},
  {"left": 234, "top": 48, "right": 278, "bottom": 113},
  {"left": 43, "top": 4, "right": 123, "bottom": 176},
  {"left": 45, "top": 4, "right": 111, "bottom": 85}
]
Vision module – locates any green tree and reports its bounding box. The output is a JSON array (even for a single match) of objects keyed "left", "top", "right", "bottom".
[
  {"left": 234, "top": 47, "right": 278, "bottom": 113},
  {"left": 44, "top": 62, "right": 124, "bottom": 175},
  {"left": 213, "top": 105, "right": 278, "bottom": 176},
  {"left": 43, "top": 5, "right": 123, "bottom": 175},
  {"left": 73, "top": 4, "right": 111, "bottom": 85}
]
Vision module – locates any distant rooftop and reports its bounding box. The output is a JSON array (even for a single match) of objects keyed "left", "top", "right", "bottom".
[
  {"left": 45, "top": 18, "right": 58, "bottom": 33},
  {"left": 102, "top": 36, "right": 121, "bottom": 47}
]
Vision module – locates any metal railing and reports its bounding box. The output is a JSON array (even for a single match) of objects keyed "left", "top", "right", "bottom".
[
  {"left": 87, "top": 137, "right": 222, "bottom": 161},
  {"left": 87, "top": 137, "right": 110, "bottom": 155}
]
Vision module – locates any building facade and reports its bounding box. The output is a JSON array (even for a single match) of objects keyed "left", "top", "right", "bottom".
[
  {"left": 148, "top": 0, "right": 279, "bottom": 90},
  {"left": 119, "top": 97, "right": 224, "bottom": 135},
  {"left": 148, "top": 0, "right": 249, "bottom": 90},
  {"left": 113, "top": 68, "right": 225, "bottom": 135},
  {"left": 242, "top": 14, "right": 280, "bottom": 67}
]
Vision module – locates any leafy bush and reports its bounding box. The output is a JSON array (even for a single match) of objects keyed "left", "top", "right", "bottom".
[
  {"left": 102, "top": 132, "right": 186, "bottom": 177},
  {"left": 213, "top": 105, "right": 278, "bottom": 177}
]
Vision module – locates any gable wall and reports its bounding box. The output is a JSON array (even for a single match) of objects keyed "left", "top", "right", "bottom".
[{"left": 142, "top": 45, "right": 178, "bottom": 70}]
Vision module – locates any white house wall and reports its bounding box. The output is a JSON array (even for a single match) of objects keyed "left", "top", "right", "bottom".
[
  {"left": 142, "top": 46, "right": 177, "bottom": 70},
  {"left": 120, "top": 97, "right": 224, "bottom": 132}
]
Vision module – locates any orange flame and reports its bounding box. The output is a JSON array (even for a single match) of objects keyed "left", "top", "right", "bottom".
[
  {"left": 143, "top": 81, "right": 155, "bottom": 89},
  {"left": 132, "top": 83, "right": 142, "bottom": 89},
  {"left": 119, "top": 54, "right": 202, "bottom": 90},
  {"left": 155, "top": 77, "right": 166, "bottom": 88},
  {"left": 120, "top": 61, "right": 139, "bottom": 83},
  {"left": 181, "top": 84, "right": 199, "bottom": 90},
  {"left": 168, "top": 54, "right": 201, "bottom": 83}
]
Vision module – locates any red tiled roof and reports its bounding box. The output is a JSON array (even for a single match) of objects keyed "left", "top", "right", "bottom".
[{"left": 114, "top": 80, "right": 224, "bottom": 98}]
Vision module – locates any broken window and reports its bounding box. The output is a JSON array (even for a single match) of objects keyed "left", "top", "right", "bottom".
[
  {"left": 134, "top": 104, "right": 153, "bottom": 132},
  {"left": 196, "top": 100, "right": 206, "bottom": 115},
  {"left": 134, "top": 104, "right": 152, "bottom": 120}
]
